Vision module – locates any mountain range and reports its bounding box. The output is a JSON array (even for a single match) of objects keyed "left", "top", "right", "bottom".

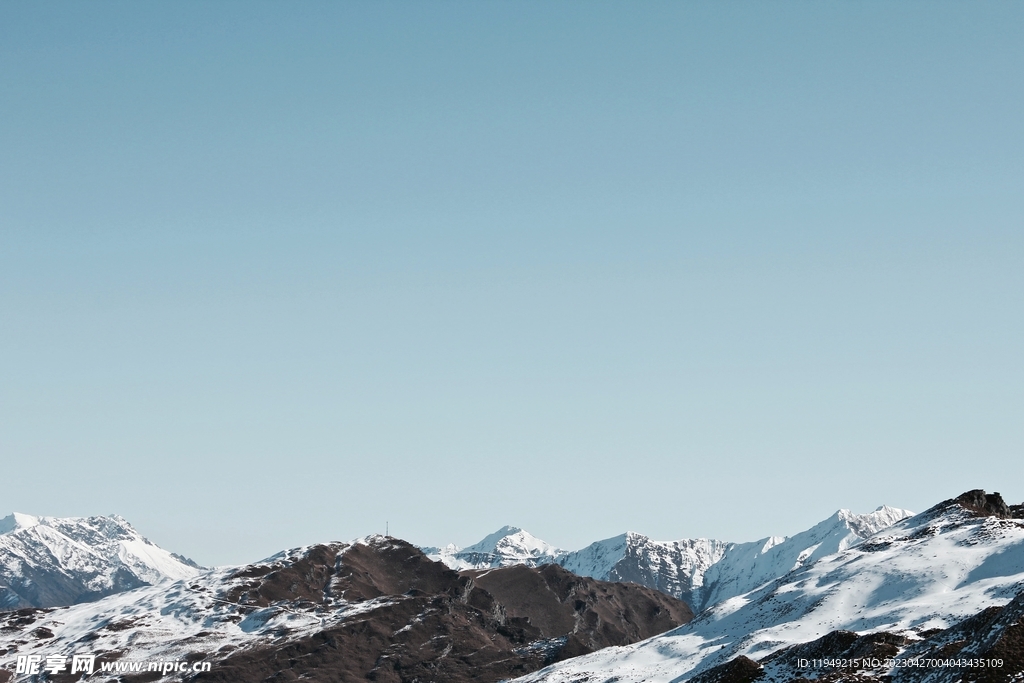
[
  {"left": 2, "top": 490, "right": 1023, "bottom": 682},
  {"left": 0, "top": 513, "right": 201, "bottom": 609},
  {"left": 424, "top": 504, "right": 912, "bottom": 611}
]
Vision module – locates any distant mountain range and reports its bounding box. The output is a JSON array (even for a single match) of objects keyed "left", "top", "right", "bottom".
[
  {"left": 2, "top": 506, "right": 911, "bottom": 616},
  {"left": 0, "top": 513, "right": 201, "bottom": 609},
  {"left": 2, "top": 491, "right": 1023, "bottom": 683},
  {"left": 423, "top": 504, "right": 912, "bottom": 611}
]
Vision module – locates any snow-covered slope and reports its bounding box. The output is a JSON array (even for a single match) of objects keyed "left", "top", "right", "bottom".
[
  {"left": 697, "top": 504, "right": 913, "bottom": 611},
  {"left": 424, "top": 525, "right": 563, "bottom": 570},
  {"left": 512, "top": 494, "right": 1024, "bottom": 683},
  {"left": 427, "top": 506, "right": 912, "bottom": 612},
  {"left": 0, "top": 513, "right": 202, "bottom": 609}
]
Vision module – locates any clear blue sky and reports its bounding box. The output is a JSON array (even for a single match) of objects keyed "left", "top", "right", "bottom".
[{"left": 2, "top": 2, "right": 1022, "bottom": 566}]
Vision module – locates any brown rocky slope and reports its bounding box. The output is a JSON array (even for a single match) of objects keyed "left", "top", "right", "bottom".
[{"left": 166, "top": 537, "right": 691, "bottom": 683}]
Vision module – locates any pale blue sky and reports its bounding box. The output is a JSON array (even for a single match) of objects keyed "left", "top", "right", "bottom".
[{"left": 2, "top": 2, "right": 1022, "bottom": 566}]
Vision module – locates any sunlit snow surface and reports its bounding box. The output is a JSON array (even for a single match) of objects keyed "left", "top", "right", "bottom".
[{"left": 512, "top": 505, "right": 1024, "bottom": 683}]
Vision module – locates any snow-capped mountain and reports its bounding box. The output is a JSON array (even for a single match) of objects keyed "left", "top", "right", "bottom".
[
  {"left": 512, "top": 491, "right": 1024, "bottom": 683},
  {"left": 2, "top": 492, "right": 1019, "bottom": 683},
  {"left": 426, "top": 505, "right": 913, "bottom": 612},
  {"left": 557, "top": 534, "right": 731, "bottom": 610},
  {"left": 0, "top": 513, "right": 202, "bottom": 609},
  {"left": 424, "top": 525, "right": 564, "bottom": 570},
  {"left": 0, "top": 536, "right": 691, "bottom": 683}
]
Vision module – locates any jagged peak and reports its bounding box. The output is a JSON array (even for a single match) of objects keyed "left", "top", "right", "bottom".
[
  {"left": 461, "top": 525, "right": 561, "bottom": 557},
  {"left": 832, "top": 505, "right": 914, "bottom": 538}
]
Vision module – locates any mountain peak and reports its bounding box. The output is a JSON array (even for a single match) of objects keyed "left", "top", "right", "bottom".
[
  {"left": 0, "top": 512, "right": 40, "bottom": 534},
  {"left": 461, "top": 525, "right": 560, "bottom": 557},
  {"left": 832, "top": 504, "right": 914, "bottom": 538},
  {"left": 424, "top": 526, "right": 563, "bottom": 570}
]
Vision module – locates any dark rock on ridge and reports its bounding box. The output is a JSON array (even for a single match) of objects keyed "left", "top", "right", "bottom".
[
  {"left": 167, "top": 538, "right": 692, "bottom": 683},
  {"left": 956, "top": 490, "right": 1013, "bottom": 520},
  {"left": 912, "top": 490, "right": 1024, "bottom": 527}
]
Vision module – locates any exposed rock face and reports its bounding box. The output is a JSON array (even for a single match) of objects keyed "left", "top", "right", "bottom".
[
  {"left": 558, "top": 533, "right": 730, "bottom": 610},
  {"left": 756, "top": 629, "right": 911, "bottom": 682},
  {"left": 956, "top": 490, "right": 1013, "bottom": 519},
  {"left": 192, "top": 541, "right": 691, "bottom": 683}
]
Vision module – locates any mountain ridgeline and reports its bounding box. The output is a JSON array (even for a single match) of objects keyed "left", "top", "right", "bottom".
[
  {"left": 424, "top": 504, "right": 913, "bottom": 612},
  {"left": 3, "top": 490, "right": 1023, "bottom": 683}
]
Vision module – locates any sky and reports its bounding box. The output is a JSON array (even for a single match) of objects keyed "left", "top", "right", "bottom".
[{"left": 2, "top": 1, "right": 1022, "bottom": 567}]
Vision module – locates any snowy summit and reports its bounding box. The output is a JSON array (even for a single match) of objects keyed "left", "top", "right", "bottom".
[{"left": 0, "top": 512, "right": 202, "bottom": 609}]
